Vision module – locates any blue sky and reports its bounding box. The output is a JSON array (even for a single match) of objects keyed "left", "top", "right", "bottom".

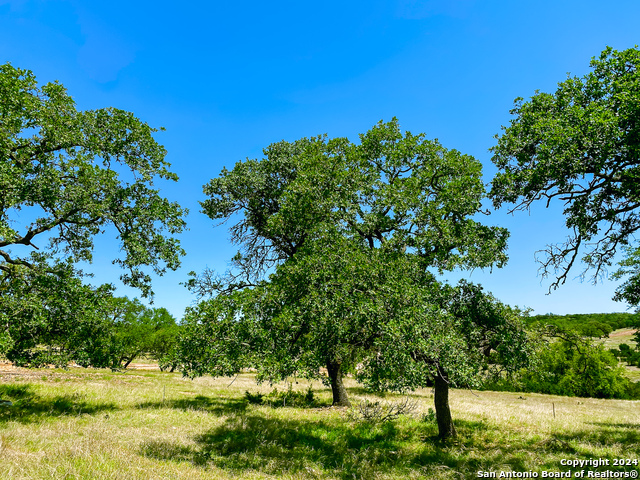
[{"left": 2, "top": 0, "right": 640, "bottom": 319}]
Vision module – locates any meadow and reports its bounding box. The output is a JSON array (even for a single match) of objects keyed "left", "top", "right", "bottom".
[
  {"left": 0, "top": 363, "right": 638, "bottom": 480},
  {"left": 600, "top": 328, "right": 640, "bottom": 382}
]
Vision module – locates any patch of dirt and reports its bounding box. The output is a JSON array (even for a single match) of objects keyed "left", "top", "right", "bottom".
[
  {"left": 0, "top": 363, "right": 81, "bottom": 381},
  {"left": 0, "top": 361, "right": 159, "bottom": 382},
  {"left": 609, "top": 329, "right": 638, "bottom": 338},
  {"left": 126, "top": 363, "right": 160, "bottom": 371}
]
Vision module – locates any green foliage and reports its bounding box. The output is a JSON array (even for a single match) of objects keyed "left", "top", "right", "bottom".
[
  {"left": 0, "top": 268, "right": 179, "bottom": 369},
  {"left": 244, "top": 385, "right": 316, "bottom": 408},
  {"left": 0, "top": 259, "right": 121, "bottom": 368},
  {"left": 264, "top": 385, "right": 316, "bottom": 408},
  {"left": 490, "top": 337, "right": 635, "bottom": 399},
  {"left": 0, "top": 62, "right": 186, "bottom": 297},
  {"left": 244, "top": 390, "right": 264, "bottom": 404},
  {"left": 527, "top": 312, "right": 639, "bottom": 337},
  {"left": 612, "top": 245, "right": 640, "bottom": 311},
  {"left": 180, "top": 119, "right": 510, "bottom": 415},
  {"left": 0, "top": 62, "right": 186, "bottom": 367},
  {"left": 359, "top": 280, "right": 530, "bottom": 392},
  {"left": 619, "top": 343, "right": 632, "bottom": 354},
  {"left": 612, "top": 343, "right": 640, "bottom": 367},
  {"left": 422, "top": 407, "right": 437, "bottom": 424},
  {"left": 109, "top": 297, "right": 180, "bottom": 369},
  {"left": 490, "top": 46, "right": 640, "bottom": 296}
]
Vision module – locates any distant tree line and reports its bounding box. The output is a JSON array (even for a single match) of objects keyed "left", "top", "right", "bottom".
[{"left": 526, "top": 312, "right": 639, "bottom": 338}]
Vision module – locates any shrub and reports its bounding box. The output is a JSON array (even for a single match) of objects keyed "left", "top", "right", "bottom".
[
  {"left": 346, "top": 397, "right": 418, "bottom": 423},
  {"left": 245, "top": 384, "right": 316, "bottom": 408},
  {"left": 486, "top": 338, "right": 637, "bottom": 399},
  {"left": 244, "top": 391, "right": 264, "bottom": 404}
]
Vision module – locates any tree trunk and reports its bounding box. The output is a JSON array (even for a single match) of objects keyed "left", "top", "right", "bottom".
[
  {"left": 434, "top": 370, "right": 457, "bottom": 439},
  {"left": 326, "top": 360, "right": 350, "bottom": 406}
]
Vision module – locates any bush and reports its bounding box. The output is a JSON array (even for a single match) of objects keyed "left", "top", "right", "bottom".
[
  {"left": 486, "top": 338, "right": 638, "bottom": 399},
  {"left": 346, "top": 397, "right": 418, "bottom": 423},
  {"left": 421, "top": 407, "right": 436, "bottom": 424},
  {"left": 244, "top": 384, "right": 316, "bottom": 408},
  {"left": 244, "top": 391, "right": 264, "bottom": 404}
]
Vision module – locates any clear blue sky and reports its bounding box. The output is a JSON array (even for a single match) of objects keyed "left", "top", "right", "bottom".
[{"left": 2, "top": 0, "right": 639, "bottom": 319}]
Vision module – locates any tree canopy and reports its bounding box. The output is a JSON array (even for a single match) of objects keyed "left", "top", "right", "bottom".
[
  {"left": 0, "top": 62, "right": 186, "bottom": 297},
  {"left": 0, "top": 63, "right": 186, "bottom": 363},
  {"left": 180, "top": 119, "right": 516, "bottom": 437},
  {"left": 107, "top": 296, "right": 180, "bottom": 370},
  {"left": 0, "top": 258, "right": 119, "bottom": 368},
  {"left": 490, "top": 46, "right": 640, "bottom": 296},
  {"left": 196, "top": 119, "right": 508, "bottom": 291}
]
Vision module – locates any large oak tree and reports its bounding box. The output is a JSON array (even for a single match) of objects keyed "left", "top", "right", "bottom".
[
  {"left": 0, "top": 63, "right": 186, "bottom": 363},
  {"left": 180, "top": 119, "right": 518, "bottom": 437}
]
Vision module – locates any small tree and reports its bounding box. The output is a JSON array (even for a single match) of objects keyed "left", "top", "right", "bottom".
[
  {"left": 359, "top": 280, "right": 529, "bottom": 438},
  {"left": 146, "top": 308, "right": 181, "bottom": 371},
  {"left": 109, "top": 297, "right": 179, "bottom": 369}
]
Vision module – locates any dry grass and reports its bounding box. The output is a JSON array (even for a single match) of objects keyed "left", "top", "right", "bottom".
[
  {"left": 0, "top": 367, "right": 639, "bottom": 479},
  {"left": 600, "top": 328, "right": 638, "bottom": 350},
  {"left": 598, "top": 328, "right": 640, "bottom": 382}
]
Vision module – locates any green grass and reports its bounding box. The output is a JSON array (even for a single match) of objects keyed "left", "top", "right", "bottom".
[
  {"left": 599, "top": 328, "right": 640, "bottom": 382},
  {"left": 600, "top": 327, "right": 638, "bottom": 350},
  {"left": 0, "top": 367, "right": 639, "bottom": 479}
]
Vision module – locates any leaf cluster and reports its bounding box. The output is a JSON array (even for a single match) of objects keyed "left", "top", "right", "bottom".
[
  {"left": 490, "top": 46, "right": 640, "bottom": 291},
  {"left": 0, "top": 62, "right": 187, "bottom": 298},
  {"left": 359, "top": 280, "right": 531, "bottom": 392}
]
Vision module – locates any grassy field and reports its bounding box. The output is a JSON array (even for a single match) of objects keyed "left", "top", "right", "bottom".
[
  {"left": 600, "top": 328, "right": 640, "bottom": 382},
  {"left": 600, "top": 328, "right": 638, "bottom": 350},
  {"left": 0, "top": 366, "right": 639, "bottom": 480}
]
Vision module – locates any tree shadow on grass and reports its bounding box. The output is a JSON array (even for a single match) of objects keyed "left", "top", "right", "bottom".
[
  {"left": 556, "top": 424, "right": 640, "bottom": 446},
  {"left": 136, "top": 395, "right": 248, "bottom": 416},
  {"left": 0, "top": 383, "right": 118, "bottom": 425},
  {"left": 140, "top": 414, "right": 640, "bottom": 479},
  {"left": 139, "top": 415, "right": 544, "bottom": 479},
  {"left": 346, "top": 386, "right": 397, "bottom": 398},
  {"left": 141, "top": 413, "right": 410, "bottom": 479},
  {"left": 588, "top": 422, "right": 640, "bottom": 430}
]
